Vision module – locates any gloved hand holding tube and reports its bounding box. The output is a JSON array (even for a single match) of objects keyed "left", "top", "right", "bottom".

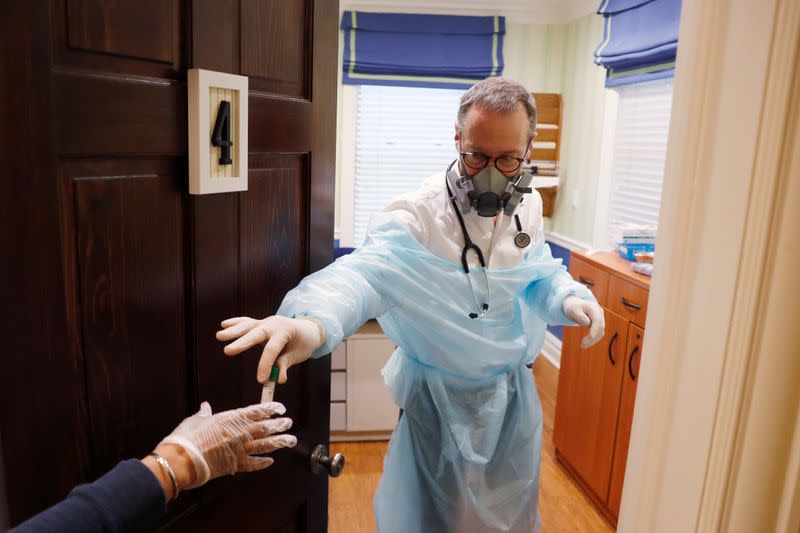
[{"left": 216, "top": 315, "right": 326, "bottom": 384}]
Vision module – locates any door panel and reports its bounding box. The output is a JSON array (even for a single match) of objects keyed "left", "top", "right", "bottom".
[
  {"left": 608, "top": 323, "right": 645, "bottom": 516},
  {"left": 0, "top": 0, "right": 337, "bottom": 530},
  {"left": 54, "top": 73, "right": 186, "bottom": 157},
  {"left": 191, "top": 0, "right": 239, "bottom": 74},
  {"left": 65, "top": 160, "right": 188, "bottom": 477},
  {"left": 240, "top": 0, "right": 310, "bottom": 97},
  {"left": 554, "top": 308, "right": 628, "bottom": 501},
  {"left": 193, "top": 193, "right": 243, "bottom": 413},
  {"left": 240, "top": 156, "right": 310, "bottom": 306},
  {"left": 54, "top": 0, "right": 185, "bottom": 78},
  {"left": 1, "top": 4, "right": 87, "bottom": 522},
  {"left": 66, "top": 0, "right": 179, "bottom": 63},
  {"left": 250, "top": 97, "right": 313, "bottom": 152}
]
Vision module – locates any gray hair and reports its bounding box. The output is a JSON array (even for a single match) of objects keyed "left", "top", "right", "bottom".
[{"left": 457, "top": 77, "right": 537, "bottom": 137}]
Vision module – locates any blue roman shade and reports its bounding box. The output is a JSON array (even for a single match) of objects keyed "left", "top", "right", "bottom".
[
  {"left": 594, "top": 0, "right": 682, "bottom": 87},
  {"left": 341, "top": 11, "right": 505, "bottom": 89}
]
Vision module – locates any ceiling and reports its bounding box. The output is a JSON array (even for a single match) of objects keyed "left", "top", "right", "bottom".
[{"left": 339, "top": 0, "right": 599, "bottom": 25}]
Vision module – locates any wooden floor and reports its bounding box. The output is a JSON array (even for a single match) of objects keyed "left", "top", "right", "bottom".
[{"left": 328, "top": 357, "right": 615, "bottom": 533}]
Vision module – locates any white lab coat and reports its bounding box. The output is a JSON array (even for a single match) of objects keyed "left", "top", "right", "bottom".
[{"left": 383, "top": 171, "right": 544, "bottom": 269}]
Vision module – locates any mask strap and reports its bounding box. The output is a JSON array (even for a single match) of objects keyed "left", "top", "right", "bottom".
[{"left": 511, "top": 171, "right": 533, "bottom": 194}]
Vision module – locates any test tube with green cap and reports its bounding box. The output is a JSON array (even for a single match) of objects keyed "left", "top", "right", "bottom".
[{"left": 261, "top": 367, "right": 280, "bottom": 403}]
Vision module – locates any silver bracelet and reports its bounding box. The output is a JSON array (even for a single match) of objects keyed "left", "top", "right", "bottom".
[{"left": 149, "top": 453, "right": 179, "bottom": 501}]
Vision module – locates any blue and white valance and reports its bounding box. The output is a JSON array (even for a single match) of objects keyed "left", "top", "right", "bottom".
[
  {"left": 341, "top": 11, "right": 505, "bottom": 90},
  {"left": 594, "top": 0, "right": 682, "bottom": 87}
]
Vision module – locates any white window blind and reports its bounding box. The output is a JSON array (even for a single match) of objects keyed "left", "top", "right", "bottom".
[
  {"left": 607, "top": 79, "right": 674, "bottom": 245},
  {"left": 354, "top": 85, "right": 464, "bottom": 246}
]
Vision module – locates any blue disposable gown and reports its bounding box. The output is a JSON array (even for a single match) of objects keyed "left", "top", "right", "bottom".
[{"left": 278, "top": 211, "right": 595, "bottom": 532}]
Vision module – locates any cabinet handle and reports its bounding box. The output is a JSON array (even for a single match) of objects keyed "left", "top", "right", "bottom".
[
  {"left": 578, "top": 276, "right": 595, "bottom": 287},
  {"left": 628, "top": 345, "right": 640, "bottom": 380},
  {"left": 608, "top": 332, "right": 618, "bottom": 365},
  {"left": 621, "top": 297, "right": 642, "bottom": 311}
]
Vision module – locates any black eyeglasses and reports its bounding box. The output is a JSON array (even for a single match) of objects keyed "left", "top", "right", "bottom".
[
  {"left": 459, "top": 151, "right": 527, "bottom": 173},
  {"left": 458, "top": 137, "right": 531, "bottom": 174}
]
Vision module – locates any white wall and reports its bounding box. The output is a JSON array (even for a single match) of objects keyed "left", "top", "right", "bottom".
[
  {"left": 544, "top": 14, "right": 608, "bottom": 246},
  {"left": 503, "top": 22, "right": 566, "bottom": 93},
  {"left": 506, "top": 15, "right": 608, "bottom": 247}
]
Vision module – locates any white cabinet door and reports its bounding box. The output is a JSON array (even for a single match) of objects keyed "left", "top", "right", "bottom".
[{"left": 346, "top": 337, "right": 398, "bottom": 432}]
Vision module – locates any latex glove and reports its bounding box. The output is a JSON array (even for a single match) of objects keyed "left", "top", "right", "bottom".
[
  {"left": 216, "top": 315, "right": 325, "bottom": 384},
  {"left": 160, "top": 401, "right": 295, "bottom": 489},
  {"left": 562, "top": 295, "right": 605, "bottom": 349}
]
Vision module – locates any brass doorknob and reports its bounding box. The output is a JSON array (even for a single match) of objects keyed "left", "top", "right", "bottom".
[{"left": 310, "top": 444, "right": 345, "bottom": 477}]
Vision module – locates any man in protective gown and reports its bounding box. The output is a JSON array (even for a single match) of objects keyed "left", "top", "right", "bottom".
[{"left": 217, "top": 77, "right": 605, "bottom": 532}]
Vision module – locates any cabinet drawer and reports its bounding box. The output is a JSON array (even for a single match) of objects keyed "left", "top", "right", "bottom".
[
  {"left": 331, "top": 343, "right": 346, "bottom": 370},
  {"left": 570, "top": 256, "right": 609, "bottom": 306},
  {"left": 607, "top": 275, "right": 649, "bottom": 327},
  {"left": 330, "top": 402, "right": 346, "bottom": 431},
  {"left": 331, "top": 371, "right": 346, "bottom": 401}
]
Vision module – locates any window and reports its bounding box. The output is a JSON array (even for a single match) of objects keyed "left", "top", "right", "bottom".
[
  {"left": 352, "top": 84, "right": 464, "bottom": 246},
  {"left": 606, "top": 78, "right": 674, "bottom": 246}
]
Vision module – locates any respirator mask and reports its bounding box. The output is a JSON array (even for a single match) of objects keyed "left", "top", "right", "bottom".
[{"left": 445, "top": 142, "right": 534, "bottom": 217}]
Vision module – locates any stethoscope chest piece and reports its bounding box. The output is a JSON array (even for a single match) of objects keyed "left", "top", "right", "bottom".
[
  {"left": 514, "top": 232, "right": 531, "bottom": 248},
  {"left": 513, "top": 214, "right": 530, "bottom": 248}
]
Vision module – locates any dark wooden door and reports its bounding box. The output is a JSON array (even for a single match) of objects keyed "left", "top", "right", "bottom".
[
  {"left": 553, "top": 308, "right": 627, "bottom": 502},
  {"left": 607, "top": 323, "right": 644, "bottom": 517},
  {"left": 0, "top": 1, "right": 337, "bottom": 531}
]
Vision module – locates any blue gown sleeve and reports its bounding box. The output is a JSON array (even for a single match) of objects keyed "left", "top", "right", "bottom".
[
  {"left": 525, "top": 267, "right": 596, "bottom": 326},
  {"left": 10, "top": 459, "right": 165, "bottom": 533},
  {"left": 523, "top": 226, "right": 597, "bottom": 326},
  {"left": 277, "top": 248, "right": 389, "bottom": 358}
]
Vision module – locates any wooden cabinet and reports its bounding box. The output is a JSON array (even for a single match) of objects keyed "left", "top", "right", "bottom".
[
  {"left": 554, "top": 309, "right": 628, "bottom": 499},
  {"left": 608, "top": 323, "right": 645, "bottom": 516},
  {"left": 553, "top": 251, "right": 651, "bottom": 525}
]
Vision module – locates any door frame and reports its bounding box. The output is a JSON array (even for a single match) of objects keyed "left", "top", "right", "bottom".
[{"left": 619, "top": 0, "right": 800, "bottom": 532}]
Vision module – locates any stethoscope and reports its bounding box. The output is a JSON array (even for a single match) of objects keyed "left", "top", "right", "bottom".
[{"left": 445, "top": 161, "right": 531, "bottom": 319}]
